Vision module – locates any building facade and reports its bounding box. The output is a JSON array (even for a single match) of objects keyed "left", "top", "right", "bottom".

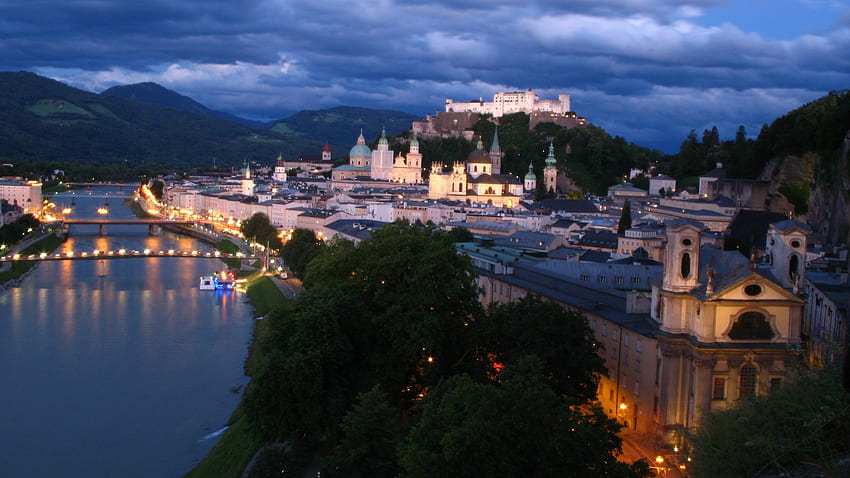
[{"left": 446, "top": 89, "right": 571, "bottom": 117}]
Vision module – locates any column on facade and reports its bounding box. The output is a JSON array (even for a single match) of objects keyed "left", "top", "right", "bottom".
[
  {"left": 726, "top": 359, "right": 741, "bottom": 402},
  {"left": 692, "top": 358, "right": 715, "bottom": 428}
]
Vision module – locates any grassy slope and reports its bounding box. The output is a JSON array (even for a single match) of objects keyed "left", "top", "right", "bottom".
[{"left": 185, "top": 275, "right": 290, "bottom": 478}]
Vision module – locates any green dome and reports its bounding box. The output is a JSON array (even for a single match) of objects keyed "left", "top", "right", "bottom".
[{"left": 350, "top": 132, "right": 372, "bottom": 158}]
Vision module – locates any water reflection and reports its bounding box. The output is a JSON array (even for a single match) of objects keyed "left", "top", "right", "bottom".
[{"left": 0, "top": 187, "right": 254, "bottom": 478}]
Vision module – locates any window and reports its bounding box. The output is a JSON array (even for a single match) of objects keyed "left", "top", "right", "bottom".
[
  {"left": 602, "top": 324, "right": 607, "bottom": 336},
  {"left": 616, "top": 276, "right": 624, "bottom": 285},
  {"left": 598, "top": 275, "right": 607, "bottom": 283},
  {"left": 624, "top": 334, "right": 630, "bottom": 347},
  {"left": 789, "top": 255, "right": 800, "bottom": 280},
  {"left": 681, "top": 252, "right": 691, "bottom": 278},
  {"left": 636, "top": 339, "right": 643, "bottom": 353},
  {"left": 739, "top": 364, "right": 757, "bottom": 399},
  {"left": 744, "top": 284, "right": 762, "bottom": 296},
  {"left": 632, "top": 276, "right": 640, "bottom": 285},
  {"left": 634, "top": 381, "right": 640, "bottom": 395},
  {"left": 581, "top": 274, "right": 589, "bottom": 282},
  {"left": 612, "top": 329, "right": 619, "bottom": 341},
  {"left": 729, "top": 311, "right": 775, "bottom": 340},
  {"left": 712, "top": 377, "right": 726, "bottom": 400}
]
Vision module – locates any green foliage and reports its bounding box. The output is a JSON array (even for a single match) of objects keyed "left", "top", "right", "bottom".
[
  {"left": 618, "top": 200, "right": 632, "bottom": 235},
  {"left": 323, "top": 385, "right": 402, "bottom": 478},
  {"left": 183, "top": 414, "right": 262, "bottom": 478},
  {"left": 778, "top": 184, "right": 811, "bottom": 215},
  {"left": 148, "top": 179, "right": 164, "bottom": 200},
  {"left": 0, "top": 214, "right": 40, "bottom": 245},
  {"left": 475, "top": 296, "right": 607, "bottom": 403},
  {"left": 693, "top": 365, "right": 850, "bottom": 477},
  {"left": 279, "top": 228, "right": 325, "bottom": 280},
  {"left": 269, "top": 106, "right": 419, "bottom": 158},
  {"left": 0, "top": 71, "right": 323, "bottom": 167},
  {"left": 398, "top": 370, "right": 650, "bottom": 478},
  {"left": 241, "top": 212, "right": 282, "bottom": 253}
]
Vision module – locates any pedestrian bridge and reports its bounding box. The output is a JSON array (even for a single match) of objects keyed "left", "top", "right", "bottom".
[
  {"left": 61, "top": 218, "right": 202, "bottom": 236},
  {"left": 0, "top": 249, "right": 257, "bottom": 262}
]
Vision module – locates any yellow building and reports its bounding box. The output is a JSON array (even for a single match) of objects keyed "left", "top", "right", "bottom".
[{"left": 462, "top": 217, "right": 810, "bottom": 445}]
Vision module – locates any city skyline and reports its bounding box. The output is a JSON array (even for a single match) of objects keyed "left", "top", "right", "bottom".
[{"left": 1, "top": 0, "right": 848, "bottom": 152}]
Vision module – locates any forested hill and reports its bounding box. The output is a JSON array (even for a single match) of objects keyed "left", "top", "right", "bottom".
[
  {"left": 0, "top": 71, "right": 322, "bottom": 168},
  {"left": 101, "top": 82, "right": 266, "bottom": 128},
  {"left": 269, "top": 106, "right": 419, "bottom": 148}
]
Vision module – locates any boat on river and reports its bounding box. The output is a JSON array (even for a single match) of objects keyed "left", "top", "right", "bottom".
[{"left": 199, "top": 270, "right": 236, "bottom": 290}]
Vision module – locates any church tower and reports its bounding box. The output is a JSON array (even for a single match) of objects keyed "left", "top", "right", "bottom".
[
  {"left": 543, "top": 142, "right": 557, "bottom": 193},
  {"left": 273, "top": 154, "right": 287, "bottom": 182},
  {"left": 661, "top": 219, "right": 702, "bottom": 294},
  {"left": 322, "top": 143, "right": 331, "bottom": 162},
  {"left": 371, "top": 126, "right": 395, "bottom": 180},
  {"left": 407, "top": 133, "right": 422, "bottom": 170},
  {"left": 765, "top": 219, "right": 811, "bottom": 290},
  {"left": 241, "top": 161, "right": 255, "bottom": 197},
  {"left": 490, "top": 128, "right": 502, "bottom": 175},
  {"left": 523, "top": 161, "right": 537, "bottom": 193}
]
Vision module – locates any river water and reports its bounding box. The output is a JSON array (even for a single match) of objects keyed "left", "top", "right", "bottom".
[{"left": 0, "top": 187, "right": 255, "bottom": 477}]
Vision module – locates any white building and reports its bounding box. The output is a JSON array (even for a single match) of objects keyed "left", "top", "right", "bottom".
[
  {"left": 0, "top": 180, "right": 42, "bottom": 215},
  {"left": 445, "top": 89, "right": 571, "bottom": 118}
]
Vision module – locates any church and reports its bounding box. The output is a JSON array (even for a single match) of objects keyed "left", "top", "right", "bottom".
[
  {"left": 331, "top": 129, "right": 423, "bottom": 184},
  {"left": 427, "top": 131, "right": 526, "bottom": 208}
]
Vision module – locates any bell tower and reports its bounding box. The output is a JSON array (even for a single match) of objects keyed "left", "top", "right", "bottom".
[
  {"left": 662, "top": 219, "right": 703, "bottom": 293},
  {"left": 765, "top": 219, "right": 811, "bottom": 290}
]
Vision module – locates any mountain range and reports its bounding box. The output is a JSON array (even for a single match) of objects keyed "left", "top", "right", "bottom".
[{"left": 0, "top": 72, "right": 418, "bottom": 168}]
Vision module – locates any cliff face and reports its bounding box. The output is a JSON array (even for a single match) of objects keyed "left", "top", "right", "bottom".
[{"left": 766, "top": 131, "right": 850, "bottom": 246}]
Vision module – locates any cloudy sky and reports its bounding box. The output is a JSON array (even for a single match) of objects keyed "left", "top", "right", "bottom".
[{"left": 2, "top": 0, "right": 848, "bottom": 152}]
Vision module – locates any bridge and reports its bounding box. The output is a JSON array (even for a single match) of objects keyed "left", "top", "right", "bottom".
[
  {"left": 0, "top": 249, "right": 258, "bottom": 262},
  {"left": 61, "top": 218, "right": 198, "bottom": 236}
]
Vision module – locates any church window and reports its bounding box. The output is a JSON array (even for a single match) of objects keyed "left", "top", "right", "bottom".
[
  {"left": 729, "top": 311, "right": 775, "bottom": 340},
  {"left": 744, "top": 284, "right": 762, "bottom": 296},
  {"left": 791, "top": 239, "right": 801, "bottom": 249},
  {"left": 739, "top": 364, "right": 757, "bottom": 398},
  {"left": 681, "top": 252, "right": 691, "bottom": 279},
  {"left": 682, "top": 238, "right": 692, "bottom": 246},
  {"left": 789, "top": 255, "right": 800, "bottom": 280},
  {"left": 712, "top": 377, "right": 726, "bottom": 400}
]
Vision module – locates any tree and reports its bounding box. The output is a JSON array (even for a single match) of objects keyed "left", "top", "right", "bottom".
[
  {"left": 618, "top": 200, "right": 632, "bottom": 235},
  {"left": 398, "top": 368, "right": 650, "bottom": 478},
  {"left": 323, "top": 385, "right": 402, "bottom": 478},
  {"left": 280, "top": 228, "right": 326, "bottom": 279},
  {"left": 474, "top": 295, "right": 606, "bottom": 403},
  {"left": 148, "top": 179, "right": 164, "bottom": 200}
]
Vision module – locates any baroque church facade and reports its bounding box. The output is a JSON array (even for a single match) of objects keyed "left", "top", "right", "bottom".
[
  {"left": 331, "top": 129, "right": 423, "bottom": 184},
  {"left": 427, "top": 131, "right": 524, "bottom": 208}
]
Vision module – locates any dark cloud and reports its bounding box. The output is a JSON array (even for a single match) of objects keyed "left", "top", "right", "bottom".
[{"left": 0, "top": 0, "right": 847, "bottom": 151}]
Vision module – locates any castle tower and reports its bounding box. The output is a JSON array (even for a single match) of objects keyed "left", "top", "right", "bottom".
[
  {"left": 371, "top": 126, "right": 395, "bottom": 180},
  {"left": 765, "top": 220, "right": 811, "bottom": 290},
  {"left": 490, "top": 128, "right": 502, "bottom": 175},
  {"left": 322, "top": 143, "right": 331, "bottom": 162},
  {"left": 543, "top": 142, "right": 557, "bottom": 193},
  {"left": 349, "top": 130, "right": 372, "bottom": 168},
  {"left": 523, "top": 161, "right": 537, "bottom": 192}
]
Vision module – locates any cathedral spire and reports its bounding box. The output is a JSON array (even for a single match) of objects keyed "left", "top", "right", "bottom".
[{"left": 545, "top": 142, "right": 556, "bottom": 169}]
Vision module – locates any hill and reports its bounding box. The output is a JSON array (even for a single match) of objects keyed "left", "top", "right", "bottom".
[
  {"left": 0, "top": 71, "right": 322, "bottom": 169},
  {"left": 101, "top": 82, "right": 267, "bottom": 128},
  {"left": 269, "top": 106, "right": 419, "bottom": 150}
]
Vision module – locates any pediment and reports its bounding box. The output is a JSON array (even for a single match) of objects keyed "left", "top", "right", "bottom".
[{"left": 710, "top": 273, "right": 802, "bottom": 303}]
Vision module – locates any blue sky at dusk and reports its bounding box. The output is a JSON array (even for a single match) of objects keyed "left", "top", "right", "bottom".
[{"left": 1, "top": 0, "right": 848, "bottom": 152}]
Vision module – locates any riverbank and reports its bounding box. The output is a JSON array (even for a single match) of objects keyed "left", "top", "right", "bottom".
[
  {"left": 184, "top": 275, "right": 296, "bottom": 478},
  {"left": 0, "top": 234, "right": 64, "bottom": 290}
]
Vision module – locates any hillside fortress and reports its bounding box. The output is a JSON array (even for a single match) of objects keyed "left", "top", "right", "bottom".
[{"left": 445, "top": 89, "right": 571, "bottom": 117}]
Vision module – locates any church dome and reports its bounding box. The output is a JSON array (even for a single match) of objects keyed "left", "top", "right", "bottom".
[
  {"left": 524, "top": 164, "right": 537, "bottom": 181},
  {"left": 349, "top": 132, "right": 372, "bottom": 158},
  {"left": 467, "top": 139, "right": 490, "bottom": 164}
]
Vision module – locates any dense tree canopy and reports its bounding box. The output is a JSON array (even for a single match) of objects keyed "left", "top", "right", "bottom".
[
  {"left": 279, "top": 228, "right": 325, "bottom": 279},
  {"left": 242, "top": 221, "right": 649, "bottom": 476}
]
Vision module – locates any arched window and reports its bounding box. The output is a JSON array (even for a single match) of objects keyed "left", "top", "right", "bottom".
[
  {"left": 739, "top": 364, "right": 757, "bottom": 398},
  {"left": 789, "top": 255, "right": 799, "bottom": 280},
  {"left": 729, "top": 311, "right": 775, "bottom": 340},
  {"left": 681, "top": 252, "right": 691, "bottom": 279}
]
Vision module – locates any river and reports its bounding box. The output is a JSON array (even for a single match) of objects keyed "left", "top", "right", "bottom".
[{"left": 0, "top": 187, "right": 255, "bottom": 477}]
